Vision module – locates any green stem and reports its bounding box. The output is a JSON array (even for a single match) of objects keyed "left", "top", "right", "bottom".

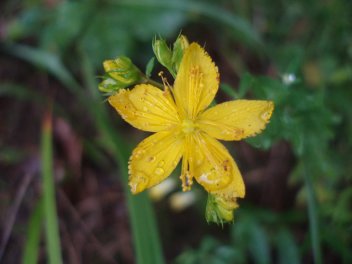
[
  {"left": 41, "top": 112, "right": 63, "bottom": 264},
  {"left": 303, "top": 163, "right": 322, "bottom": 264},
  {"left": 141, "top": 76, "right": 164, "bottom": 89},
  {"left": 22, "top": 198, "right": 43, "bottom": 264}
]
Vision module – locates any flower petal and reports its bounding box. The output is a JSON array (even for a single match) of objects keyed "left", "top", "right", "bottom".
[
  {"left": 198, "top": 100, "right": 274, "bottom": 141},
  {"left": 128, "top": 131, "right": 184, "bottom": 194},
  {"left": 108, "top": 84, "right": 179, "bottom": 132},
  {"left": 173, "top": 43, "right": 219, "bottom": 119},
  {"left": 193, "top": 132, "right": 245, "bottom": 198}
]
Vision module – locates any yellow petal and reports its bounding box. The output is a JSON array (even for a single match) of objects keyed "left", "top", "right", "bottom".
[
  {"left": 128, "top": 131, "right": 184, "bottom": 194},
  {"left": 198, "top": 100, "right": 274, "bottom": 141},
  {"left": 192, "top": 132, "right": 245, "bottom": 198},
  {"left": 108, "top": 84, "right": 179, "bottom": 132},
  {"left": 173, "top": 43, "right": 219, "bottom": 119}
]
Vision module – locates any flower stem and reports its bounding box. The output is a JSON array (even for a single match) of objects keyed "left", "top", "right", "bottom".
[
  {"left": 303, "top": 163, "right": 322, "bottom": 264},
  {"left": 141, "top": 76, "right": 164, "bottom": 89}
]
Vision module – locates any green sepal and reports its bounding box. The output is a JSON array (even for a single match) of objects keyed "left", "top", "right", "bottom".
[
  {"left": 152, "top": 37, "right": 174, "bottom": 75},
  {"left": 171, "top": 34, "right": 189, "bottom": 73},
  {"left": 205, "top": 193, "right": 238, "bottom": 225}
]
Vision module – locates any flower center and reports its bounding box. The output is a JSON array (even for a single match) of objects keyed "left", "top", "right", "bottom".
[{"left": 182, "top": 119, "right": 196, "bottom": 134}]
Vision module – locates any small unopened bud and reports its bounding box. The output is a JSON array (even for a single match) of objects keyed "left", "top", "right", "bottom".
[
  {"left": 103, "top": 56, "right": 141, "bottom": 88},
  {"left": 152, "top": 37, "right": 173, "bottom": 70},
  {"left": 172, "top": 35, "right": 189, "bottom": 72},
  {"left": 98, "top": 77, "right": 120, "bottom": 93},
  {"left": 205, "top": 194, "right": 239, "bottom": 224}
]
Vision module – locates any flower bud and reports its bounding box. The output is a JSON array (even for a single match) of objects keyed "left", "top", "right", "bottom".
[
  {"left": 103, "top": 56, "right": 141, "bottom": 88},
  {"left": 98, "top": 77, "right": 120, "bottom": 93},
  {"left": 152, "top": 37, "right": 173, "bottom": 70},
  {"left": 205, "top": 194, "right": 239, "bottom": 224},
  {"left": 172, "top": 35, "right": 189, "bottom": 72}
]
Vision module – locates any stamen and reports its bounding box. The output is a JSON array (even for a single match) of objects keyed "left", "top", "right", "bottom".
[
  {"left": 180, "top": 136, "right": 194, "bottom": 191},
  {"left": 158, "top": 71, "right": 172, "bottom": 91}
]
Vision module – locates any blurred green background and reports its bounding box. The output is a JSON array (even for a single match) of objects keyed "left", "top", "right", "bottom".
[{"left": 0, "top": 0, "right": 351, "bottom": 263}]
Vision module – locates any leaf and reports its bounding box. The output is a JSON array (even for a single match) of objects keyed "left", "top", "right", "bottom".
[
  {"left": 22, "top": 199, "right": 43, "bottom": 264},
  {"left": 145, "top": 57, "right": 155, "bottom": 78},
  {"left": 276, "top": 229, "right": 300, "bottom": 264},
  {"left": 41, "top": 112, "right": 63, "bottom": 264}
]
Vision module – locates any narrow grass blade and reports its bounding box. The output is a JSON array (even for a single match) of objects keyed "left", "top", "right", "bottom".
[
  {"left": 22, "top": 198, "right": 43, "bottom": 264},
  {"left": 303, "top": 163, "right": 322, "bottom": 264},
  {"left": 41, "top": 112, "right": 63, "bottom": 264}
]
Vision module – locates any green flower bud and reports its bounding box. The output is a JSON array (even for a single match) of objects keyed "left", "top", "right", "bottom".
[
  {"left": 172, "top": 35, "right": 189, "bottom": 72},
  {"left": 205, "top": 194, "right": 239, "bottom": 224},
  {"left": 103, "top": 56, "right": 141, "bottom": 88},
  {"left": 152, "top": 37, "right": 173, "bottom": 71},
  {"left": 98, "top": 77, "right": 120, "bottom": 93}
]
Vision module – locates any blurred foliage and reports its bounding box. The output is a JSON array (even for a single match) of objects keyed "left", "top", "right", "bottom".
[
  {"left": 176, "top": 208, "right": 302, "bottom": 264},
  {"left": 1, "top": 0, "right": 352, "bottom": 263}
]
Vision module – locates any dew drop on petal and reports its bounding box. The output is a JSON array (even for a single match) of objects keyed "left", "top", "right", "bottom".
[
  {"left": 260, "top": 110, "right": 271, "bottom": 121},
  {"left": 133, "top": 149, "right": 145, "bottom": 160},
  {"left": 198, "top": 165, "right": 232, "bottom": 190},
  {"left": 147, "top": 156, "right": 156, "bottom": 163},
  {"left": 155, "top": 167, "right": 164, "bottom": 175},
  {"left": 158, "top": 160, "right": 165, "bottom": 167},
  {"left": 129, "top": 172, "right": 149, "bottom": 194}
]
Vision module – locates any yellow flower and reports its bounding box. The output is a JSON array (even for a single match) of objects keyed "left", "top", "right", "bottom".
[{"left": 108, "top": 43, "right": 274, "bottom": 215}]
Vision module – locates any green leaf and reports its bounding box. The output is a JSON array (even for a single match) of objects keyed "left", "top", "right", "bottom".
[
  {"left": 41, "top": 113, "right": 63, "bottom": 264},
  {"left": 145, "top": 57, "right": 155, "bottom": 78},
  {"left": 22, "top": 198, "right": 43, "bottom": 264},
  {"left": 276, "top": 229, "right": 300, "bottom": 264}
]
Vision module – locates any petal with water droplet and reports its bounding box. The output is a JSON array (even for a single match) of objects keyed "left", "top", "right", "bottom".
[
  {"left": 193, "top": 132, "right": 245, "bottom": 199},
  {"left": 108, "top": 84, "right": 180, "bottom": 132},
  {"left": 129, "top": 131, "right": 184, "bottom": 194},
  {"left": 173, "top": 43, "right": 219, "bottom": 119},
  {"left": 198, "top": 100, "right": 274, "bottom": 140}
]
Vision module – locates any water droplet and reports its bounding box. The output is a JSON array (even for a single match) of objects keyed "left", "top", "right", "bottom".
[
  {"left": 222, "top": 129, "right": 232, "bottom": 135},
  {"left": 155, "top": 167, "right": 164, "bottom": 175},
  {"left": 198, "top": 166, "right": 231, "bottom": 190},
  {"left": 133, "top": 149, "right": 145, "bottom": 160},
  {"left": 129, "top": 172, "right": 149, "bottom": 194},
  {"left": 158, "top": 160, "right": 165, "bottom": 167},
  {"left": 261, "top": 111, "right": 271, "bottom": 121},
  {"left": 147, "top": 156, "right": 156, "bottom": 163}
]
